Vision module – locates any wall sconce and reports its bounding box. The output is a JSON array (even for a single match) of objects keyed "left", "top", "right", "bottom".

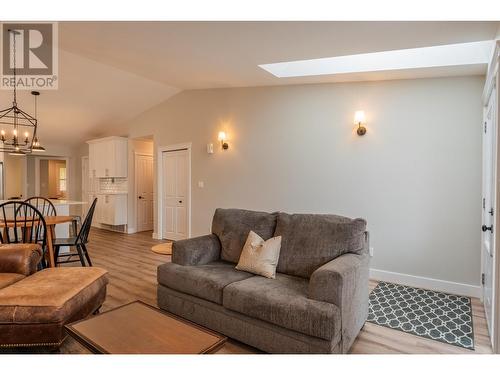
[
  {"left": 354, "top": 110, "right": 367, "bottom": 136},
  {"left": 218, "top": 131, "right": 229, "bottom": 150}
]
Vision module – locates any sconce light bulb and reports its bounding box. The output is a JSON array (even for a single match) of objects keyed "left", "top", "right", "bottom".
[
  {"left": 218, "top": 131, "right": 229, "bottom": 150},
  {"left": 354, "top": 110, "right": 366, "bottom": 125},
  {"left": 354, "top": 110, "right": 367, "bottom": 136},
  {"left": 218, "top": 131, "right": 227, "bottom": 141}
]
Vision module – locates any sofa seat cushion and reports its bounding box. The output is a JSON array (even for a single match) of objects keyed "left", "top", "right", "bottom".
[
  {"left": 0, "top": 273, "right": 25, "bottom": 290},
  {"left": 212, "top": 208, "right": 277, "bottom": 263},
  {"left": 223, "top": 273, "right": 341, "bottom": 341},
  {"left": 0, "top": 267, "right": 108, "bottom": 324},
  {"left": 157, "top": 261, "right": 253, "bottom": 304},
  {"left": 274, "top": 213, "right": 367, "bottom": 278}
]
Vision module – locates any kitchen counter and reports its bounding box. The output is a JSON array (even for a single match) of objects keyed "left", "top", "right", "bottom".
[
  {"left": 0, "top": 200, "right": 86, "bottom": 206},
  {"left": 49, "top": 200, "right": 87, "bottom": 206},
  {"left": 96, "top": 192, "right": 128, "bottom": 195}
]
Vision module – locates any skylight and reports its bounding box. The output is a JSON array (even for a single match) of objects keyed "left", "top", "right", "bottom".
[{"left": 259, "top": 40, "right": 494, "bottom": 78}]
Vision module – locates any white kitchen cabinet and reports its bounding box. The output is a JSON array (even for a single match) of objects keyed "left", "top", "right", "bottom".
[
  {"left": 96, "top": 194, "right": 127, "bottom": 226},
  {"left": 88, "top": 137, "right": 128, "bottom": 178},
  {"left": 88, "top": 142, "right": 106, "bottom": 178}
]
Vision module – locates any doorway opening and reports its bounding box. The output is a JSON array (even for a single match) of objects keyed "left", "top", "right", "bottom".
[{"left": 35, "top": 157, "right": 69, "bottom": 200}]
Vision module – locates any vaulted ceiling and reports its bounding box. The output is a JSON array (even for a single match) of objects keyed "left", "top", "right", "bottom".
[
  {"left": 1, "top": 21, "right": 498, "bottom": 147},
  {"left": 59, "top": 21, "right": 499, "bottom": 88}
]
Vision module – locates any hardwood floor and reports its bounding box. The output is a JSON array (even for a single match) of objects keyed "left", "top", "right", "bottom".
[{"left": 61, "top": 228, "right": 492, "bottom": 354}]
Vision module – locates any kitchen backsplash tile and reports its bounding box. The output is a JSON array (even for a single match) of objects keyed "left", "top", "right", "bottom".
[{"left": 100, "top": 178, "right": 128, "bottom": 193}]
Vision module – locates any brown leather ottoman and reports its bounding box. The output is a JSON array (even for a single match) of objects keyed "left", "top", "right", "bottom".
[{"left": 0, "top": 267, "right": 108, "bottom": 348}]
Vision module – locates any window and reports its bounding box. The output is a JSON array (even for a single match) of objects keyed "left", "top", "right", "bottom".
[{"left": 59, "top": 167, "right": 67, "bottom": 192}]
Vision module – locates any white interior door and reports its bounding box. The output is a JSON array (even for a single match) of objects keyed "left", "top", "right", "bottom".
[
  {"left": 482, "top": 86, "right": 497, "bottom": 342},
  {"left": 162, "top": 149, "right": 189, "bottom": 240},
  {"left": 136, "top": 154, "right": 154, "bottom": 232}
]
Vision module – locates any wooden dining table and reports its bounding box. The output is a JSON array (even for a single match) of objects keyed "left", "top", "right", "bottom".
[{"left": 0, "top": 215, "right": 74, "bottom": 268}]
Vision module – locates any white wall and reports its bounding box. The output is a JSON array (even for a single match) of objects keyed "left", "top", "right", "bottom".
[
  {"left": 4, "top": 153, "right": 24, "bottom": 199},
  {"left": 123, "top": 76, "right": 483, "bottom": 287}
]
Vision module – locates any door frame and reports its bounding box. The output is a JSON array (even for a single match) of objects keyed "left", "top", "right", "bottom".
[
  {"left": 81, "top": 156, "right": 89, "bottom": 217},
  {"left": 483, "top": 40, "right": 500, "bottom": 353},
  {"left": 34, "top": 156, "right": 71, "bottom": 198},
  {"left": 134, "top": 152, "right": 153, "bottom": 233},
  {"left": 0, "top": 161, "right": 4, "bottom": 200},
  {"left": 156, "top": 142, "right": 192, "bottom": 240},
  {"left": 22, "top": 156, "right": 28, "bottom": 198},
  {"left": 495, "top": 60, "right": 500, "bottom": 355},
  {"left": 81, "top": 156, "right": 88, "bottom": 197}
]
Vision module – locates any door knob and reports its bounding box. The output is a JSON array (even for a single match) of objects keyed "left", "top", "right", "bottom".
[
  {"left": 178, "top": 200, "right": 183, "bottom": 203},
  {"left": 138, "top": 196, "right": 144, "bottom": 199},
  {"left": 482, "top": 225, "right": 493, "bottom": 233}
]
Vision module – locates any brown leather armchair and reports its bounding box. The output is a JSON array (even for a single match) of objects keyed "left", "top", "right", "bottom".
[
  {"left": 0, "top": 244, "right": 108, "bottom": 349},
  {"left": 0, "top": 244, "right": 43, "bottom": 277}
]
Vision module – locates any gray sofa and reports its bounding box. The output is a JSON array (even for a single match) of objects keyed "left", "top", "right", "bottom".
[{"left": 157, "top": 208, "right": 369, "bottom": 353}]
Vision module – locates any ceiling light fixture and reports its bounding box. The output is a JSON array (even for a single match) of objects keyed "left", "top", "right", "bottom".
[
  {"left": 0, "top": 29, "right": 45, "bottom": 155},
  {"left": 31, "top": 91, "right": 45, "bottom": 152}
]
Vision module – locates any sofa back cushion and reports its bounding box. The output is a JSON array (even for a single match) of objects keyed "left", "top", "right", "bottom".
[
  {"left": 274, "top": 213, "right": 366, "bottom": 278},
  {"left": 212, "top": 208, "right": 278, "bottom": 263}
]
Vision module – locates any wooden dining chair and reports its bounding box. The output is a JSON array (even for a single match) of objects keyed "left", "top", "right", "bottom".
[
  {"left": 0, "top": 201, "right": 48, "bottom": 268},
  {"left": 54, "top": 198, "right": 97, "bottom": 267},
  {"left": 25, "top": 196, "right": 80, "bottom": 237},
  {"left": 23, "top": 198, "right": 55, "bottom": 267},
  {"left": 24, "top": 196, "right": 56, "bottom": 217}
]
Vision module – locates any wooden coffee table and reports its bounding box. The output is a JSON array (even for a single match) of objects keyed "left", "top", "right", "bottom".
[{"left": 65, "top": 301, "right": 227, "bottom": 354}]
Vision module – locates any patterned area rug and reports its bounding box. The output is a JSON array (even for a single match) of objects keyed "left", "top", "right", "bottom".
[{"left": 368, "top": 281, "right": 474, "bottom": 350}]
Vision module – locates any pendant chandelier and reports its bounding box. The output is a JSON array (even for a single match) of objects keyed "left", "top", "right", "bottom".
[{"left": 0, "top": 29, "right": 45, "bottom": 155}]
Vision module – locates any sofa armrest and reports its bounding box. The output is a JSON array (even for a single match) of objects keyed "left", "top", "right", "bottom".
[
  {"left": 0, "top": 244, "right": 43, "bottom": 276},
  {"left": 172, "top": 234, "right": 221, "bottom": 266},
  {"left": 308, "top": 231, "right": 370, "bottom": 353}
]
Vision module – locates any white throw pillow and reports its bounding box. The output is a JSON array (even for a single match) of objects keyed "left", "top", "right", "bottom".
[{"left": 235, "top": 231, "right": 282, "bottom": 279}]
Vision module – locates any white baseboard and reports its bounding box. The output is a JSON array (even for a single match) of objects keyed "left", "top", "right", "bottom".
[
  {"left": 91, "top": 223, "right": 127, "bottom": 234},
  {"left": 152, "top": 232, "right": 161, "bottom": 239},
  {"left": 370, "top": 268, "right": 481, "bottom": 298},
  {"left": 127, "top": 227, "right": 136, "bottom": 234}
]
